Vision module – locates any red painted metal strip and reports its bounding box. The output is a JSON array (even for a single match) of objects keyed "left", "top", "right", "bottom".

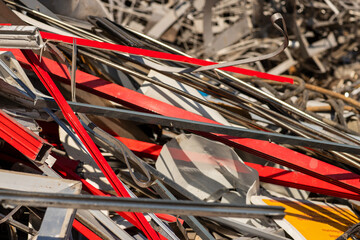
[
  {"left": 12, "top": 51, "right": 360, "bottom": 199},
  {"left": 0, "top": 109, "right": 52, "bottom": 161},
  {"left": 21, "top": 50, "right": 159, "bottom": 240},
  {"left": 73, "top": 219, "right": 103, "bottom": 240},
  {"left": 198, "top": 132, "right": 360, "bottom": 196},
  {"left": 246, "top": 162, "right": 360, "bottom": 200},
  {"left": 39, "top": 31, "right": 293, "bottom": 84},
  {"left": 114, "top": 136, "right": 162, "bottom": 160},
  {"left": 154, "top": 213, "right": 184, "bottom": 224}
]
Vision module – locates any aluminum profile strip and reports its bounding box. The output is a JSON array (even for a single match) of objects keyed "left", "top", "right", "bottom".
[{"left": 0, "top": 25, "right": 44, "bottom": 49}]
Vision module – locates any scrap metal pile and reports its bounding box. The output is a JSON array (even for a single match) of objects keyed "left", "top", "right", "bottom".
[{"left": 0, "top": 0, "right": 360, "bottom": 239}]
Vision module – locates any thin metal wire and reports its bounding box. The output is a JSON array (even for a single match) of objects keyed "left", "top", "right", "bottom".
[{"left": 0, "top": 205, "right": 21, "bottom": 224}]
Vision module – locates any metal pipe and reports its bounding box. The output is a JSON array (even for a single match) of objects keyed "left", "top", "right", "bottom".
[
  {"left": 0, "top": 189, "right": 285, "bottom": 219},
  {"left": 71, "top": 38, "right": 77, "bottom": 102}
]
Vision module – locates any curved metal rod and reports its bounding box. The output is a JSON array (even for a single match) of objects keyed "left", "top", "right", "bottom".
[
  {"left": 79, "top": 113, "right": 153, "bottom": 188},
  {"left": 191, "top": 13, "right": 289, "bottom": 72}
]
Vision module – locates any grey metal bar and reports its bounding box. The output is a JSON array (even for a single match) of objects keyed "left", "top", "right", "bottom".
[
  {"left": 0, "top": 25, "right": 44, "bottom": 50},
  {"left": 0, "top": 189, "right": 285, "bottom": 219},
  {"left": 38, "top": 100, "right": 360, "bottom": 154}
]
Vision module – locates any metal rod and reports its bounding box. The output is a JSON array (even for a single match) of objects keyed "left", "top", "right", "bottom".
[
  {"left": 71, "top": 38, "right": 77, "bottom": 102},
  {"left": 0, "top": 189, "right": 285, "bottom": 219},
  {"left": 0, "top": 205, "right": 21, "bottom": 224},
  {"left": 39, "top": 100, "right": 360, "bottom": 154}
]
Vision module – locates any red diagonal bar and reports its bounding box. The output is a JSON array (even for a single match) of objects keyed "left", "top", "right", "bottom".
[
  {"left": 39, "top": 31, "right": 293, "bottom": 84},
  {"left": 21, "top": 49, "right": 160, "bottom": 240},
  {"left": 11, "top": 50, "right": 360, "bottom": 198}
]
